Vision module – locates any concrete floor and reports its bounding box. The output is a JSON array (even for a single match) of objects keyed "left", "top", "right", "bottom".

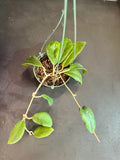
[{"left": 0, "top": 0, "right": 120, "bottom": 160}]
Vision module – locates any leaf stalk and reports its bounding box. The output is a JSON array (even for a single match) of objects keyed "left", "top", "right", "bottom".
[{"left": 93, "top": 131, "right": 100, "bottom": 143}]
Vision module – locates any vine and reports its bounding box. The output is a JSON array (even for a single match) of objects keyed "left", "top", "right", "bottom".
[{"left": 8, "top": 0, "right": 100, "bottom": 144}]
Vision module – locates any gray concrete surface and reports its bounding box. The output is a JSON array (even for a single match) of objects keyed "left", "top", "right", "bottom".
[{"left": 0, "top": 0, "right": 120, "bottom": 160}]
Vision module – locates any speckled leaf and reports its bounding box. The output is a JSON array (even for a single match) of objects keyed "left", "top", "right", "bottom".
[
  {"left": 8, "top": 120, "right": 26, "bottom": 144},
  {"left": 34, "top": 126, "right": 54, "bottom": 138},
  {"left": 32, "top": 112, "right": 53, "bottom": 127},
  {"left": 46, "top": 41, "right": 60, "bottom": 65},
  {"left": 80, "top": 106, "right": 96, "bottom": 133},
  {"left": 41, "top": 94, "right": 53, "bottom": 106},
  {"left": 22, "top": 56, "right": 42, "bottom": 67},
  {"left": 64, "top": 69, "right": 82, "bottom": 85}
]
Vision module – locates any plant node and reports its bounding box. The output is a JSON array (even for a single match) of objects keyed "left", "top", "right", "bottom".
[
  {"left": 29, "top": 131, "right": 34, "bottom": 136},
  {"left": 32, "top": 92, "right": 36, "bottom": 97},
  {"left": 23, "top": 114, "right": 32, "bottom": 120}
]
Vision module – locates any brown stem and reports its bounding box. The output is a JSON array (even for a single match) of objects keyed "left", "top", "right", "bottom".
[
  {"left": 60, "top": 75, "right": 100, "bottom": 143},
  {"left": 24, "top": 74, "right": 50, "bottom": 116},
  {"left": 93, "top": 131, "right": 100, "bottom": 143},
  {"left": 59, "top": 68, "right": 70, "bottom": 74},
  {"left": 25, "top": 127, "right": 34, "bottom": 135},
  {"left": 60, "top": 75, "right": 81, "bottom": 109}
]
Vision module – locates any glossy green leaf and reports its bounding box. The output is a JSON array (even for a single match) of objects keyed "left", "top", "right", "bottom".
[
  {"left": 22, "top": 56, "right": 42, "bottom": 67},
  {"left": 80, "top": 106, "right": 96, "bottom": 133},
  {"left": 46, "top": 41, "right": 60, "bottom": 65},
  {"left": 34, "top": 126, "right": 54, "bottom": 138},
  {"left": 8, "top": 120, "right": 26, "bottom": 144},
  {"left": 64, "top": 69, "right": 82, "bottom": 85},
  {"left": 70, "top": 63, "right": 87, "bottom": 74},
  {"left": 62, "top": 62, "right": 87, "bottom": 75},
  {"left": 59, "top": 37, "right": 73, "bottom": 63},
  {"left": 32, "top": 112, "right": 53, "bottom": 127},
  {"left": 62, "top": 42, "right": 86, "bottom": 67},
  {"left": 41, "top": 94, "right": 53, "bottom": 106}
]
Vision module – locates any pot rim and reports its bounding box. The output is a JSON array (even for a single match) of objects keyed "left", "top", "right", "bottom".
[{"left": 33, "top": 52, "right": 70, "bottom": 88}]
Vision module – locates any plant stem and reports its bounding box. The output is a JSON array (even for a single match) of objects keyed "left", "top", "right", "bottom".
[
  {"left": 34, "top": 95, "right": 42, "bottom": 98},
  {"left": 59, "top": 68, "right": 70, "bottom": 74},
  {"left": 23, "top": 114, "right": 33, "bottom": 120},
  {"left": 60, "top": 75, "right": 81, "bottom": 109},
  {"left": 42, "top": 66, "right": 47, "bottom": 76},
  {"left": 25, "top": 127, "right": 34, "bottom": 135},
  {"left": 61, "top": 75, "right": 100, "bottom": 143},
  {"left": 41, "top": 10, "right": 64, "bottom": 53},
  {"left": 93, "top": 131, "right": 100, "bottom": 143},
  {"left": 24, "top": 75, "right": 49, "bottom": 116}
]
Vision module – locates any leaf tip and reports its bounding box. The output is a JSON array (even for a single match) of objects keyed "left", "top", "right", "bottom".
[
  {"left": 22, "top": 63, "right": 28, "bottom": 67},
  {"left": 7, "top": 138, "right": 15, "bottom": 145},
  {"left": 79, "top": 79, "right": 82, "bottom": 85},
  {"left": 83, "top": 69, "right": 87, "bottom": 75},
  {"left": 84, "top": 41, "right": 87, "bottom": 45},
  {"left": 52, "top": 127, "right": 54, "bottom": 132},
  {"left": 7, "top": 140, "right": 11, "bottom": 145}
]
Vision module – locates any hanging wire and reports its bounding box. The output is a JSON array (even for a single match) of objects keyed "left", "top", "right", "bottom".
[
  {"left": 73, "top": 0, "right": 77, "bottom": 61},
  {"left": 52, "top": 0, "right": 68, "bottom": 88},
  {"left": 40, "top": 10, "right": 64, "bottom": 53}
]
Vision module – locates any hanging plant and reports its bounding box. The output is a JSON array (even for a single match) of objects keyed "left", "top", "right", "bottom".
[{"left": 8, "top": 0, "right": 100, "bottom": 144}]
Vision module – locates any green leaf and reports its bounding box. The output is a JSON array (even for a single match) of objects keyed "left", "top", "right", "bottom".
[
  {"left": 46, "top": 41, "right": 60, "bottom": 65},
  {"left": 32, "top": 112, "right": 53, "bottom": 127},
  {"left": 34, "top": 126, "right": 54, "bottom": 138},
  {"left": 62, "top": 63, "right": 87, "bottom": 75},
  {"left": 64, "top": 69, "right": 82, "bottom": 85},
  {"left": 80, "top": 106, "right": 96, "bottom": 133},
  {"left": 70, "top": 63, "right": 87, "bottom": 74},
  {"left": 22, "top": 56, "right": 42, "bottom": 67},
  {"left": 59, "top": 37, "right": 73, "bottom": 63},
  {"left": 8, "top": 120, "right": 26, "bottom": 144},
  {"left": 41, "top": 94, "right": 53, "bottom": 106},
  {"left": 62, "top": 42, "right": 86, "bottom": 67}
]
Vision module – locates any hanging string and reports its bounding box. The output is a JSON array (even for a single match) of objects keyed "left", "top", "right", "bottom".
[
  {"left": 73, "top": 0, "right": 77, "bottom": 61},
  {"left": 40, "top": 10, "right": 64, "bottom": 53},
  {"left": 52, "top": 0, "right": 68, "bottom": 88}
]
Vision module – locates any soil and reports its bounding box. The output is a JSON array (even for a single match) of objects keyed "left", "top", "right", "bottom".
[{"left": 35, "top": 55, "right": 69, "bottom": 86}]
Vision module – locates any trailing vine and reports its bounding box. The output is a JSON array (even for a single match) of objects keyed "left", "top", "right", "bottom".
[{"left": 8, "top": 0, "right": 100, "bottom": 144}]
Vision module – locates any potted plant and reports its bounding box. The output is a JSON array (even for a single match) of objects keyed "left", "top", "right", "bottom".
[{"left": 8, "top": 0, "right": 100, "bottom": 144}]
